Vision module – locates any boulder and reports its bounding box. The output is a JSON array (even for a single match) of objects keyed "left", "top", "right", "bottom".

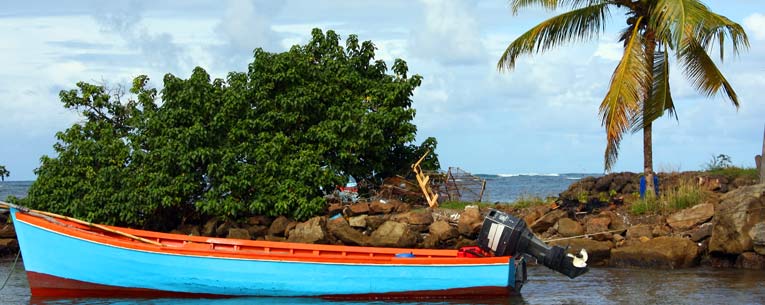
[
  {"left": 287, "top": 217, "right": 327, "bottom": 244},
  {"left": 369, "top": 221, "right": 417, "bottom": 248},
  {"left": 349, "top": 215, "right": 367, "bottom": 228},
  {"left": 393, "top": 210, "right": 434, "bottom": 226},
  {"left": 549, "top": 238, "right": 613, "bottom": 265},
  {"left": 610, "top": 236, "right": 700, "bottom": 268},
  {"left": 327, "top": 203, "right": 344, "bottom": 215},
  {"left": 522, "top": 205, "right": 551, "bottom": 226},
  {"left": 247, "top": 225, "right": 268, "bottom": 238},
  {"left": 327, "top": 218, "right": 369, "bottom": 246},
  {"left": 349, "top": 203, "right": 370, "bottom": 215},
  {"left": 585, "top": 217, "right": 612, "bottom": 241},
  {"left": 365, "top": 215, "right": 387, "bottom": 231},
  {"left": 710, "top": 184, "right": 765, "bottom": 255},
  {"left": 429, "top": 220, "right": 459, "bottom": 242},
  {"left": 556, "top": 218, "right": 584, "bottom": 237},
  {"left": 600, "top": 211, "right": 627, "bottom": 233},
  {"left": 626, "top": 225, "right": 653, "bottom": 240},
  {"left": 529, "top": 209, "right": 567, "bottom": 233},
  {"left": 667, "top": 203, "right": 715, "bottom": 231},
  {"left": 458, "top": 206, "right": 484, "bottom": 237},
  {"left": 749, "top": 222, "right": 765, "bottom": 256},
  {"left": 652, "top": 225, "right": 671, "bottom": 237},
  {"left": 268, "top": 216, "right": 291, "bottom": 237},
  {"left": 0, "top": 224, "right": 16, "bottom": 238},
  {"left": 691, "top": 223, "right": 714, "bottom": 242},
  {"left": 369, "top": 200, "right": 396, "bottom": 214},
  {"left": 0, "top": 238, "right": 19, "bottom": 256},
  {"left": 202, "top": 217, "right": 220, "bottom": 237},
  {"left": 215, "top": 220, "right": 235, "bottom": 237},
  {"left": 735, "top": 252, "right": 765, "bottom": 269},
  {"left": 247, "top": 215, "right": 273, "bottom": 227},
  {"left": 226, "top": 228, "right": 251, "bottom": 240}
]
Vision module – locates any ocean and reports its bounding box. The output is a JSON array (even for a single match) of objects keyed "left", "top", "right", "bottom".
[{"left": 0, "top": 173, "right": 596, "bottom": 203}]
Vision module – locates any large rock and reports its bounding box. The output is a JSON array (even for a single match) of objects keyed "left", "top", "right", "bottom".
[
  {"left": 247, "top": 215, "right": 273, "bottom": 227},
  {"left": 429, "top": 220, "right": 459, "bottom": 242},
  {"left": 626, "top": 225, "right": 653, "bottom": 240},
  {"left": 735, "top": 252, "right": 765, "bottom": 269},
  {"left": 287, "top": 217, "right": 327, "bottom": 244},
  {"left": 348, "top": 203, "right": 370, "bottom": 215},
  {"left": 268, "top": 216, "right": 291, "bottom": 237},
  {"left": 585, "top": 217, "right": 612, "bottom": 241},
  {"left": 393, "top": 210, "right": 434, "bottom": 226},
  {"left": 556, "top": 218, "right": 584, "bottom": 237},
  {"left": 369, "top": 221, "right": 417, "bottom": 248},
  {"left": 0, "top": 224, "right": 16, "bottom": 238},
  {"left": 690, "top": 223, "right": 713, "bottom": 242},
  {"left": 0, "top": 238, "right": 19, "bottom": 256},
  {"left": 247, "top": 225, "right": 268, "bottom": 238},
  {"left": 610, "top": 236, "right": 700, "bottom": 268},
  {"left": 749, "top": 222, "right": 765, "bottom": 255},
  {"left": 226, "top": 228, "right": 251, "bottom": 240},
  {"left": 369, "top": 200, "right": 396, "bottom": 214},
  {"left": 458, "top": 206, "right": 483, "bottom": 237},
  {"left": 600, "top": 211, "right": 627, "bottom": 233},
  {"left": 522, "top": 205, "right": 551, "bottom": 226},
  {"left": 530, "top": 209, "right": 567, "bottom": 233},
  {"left": 549, "top": 238, "right": 613, "bottom": 265},
  {"left": 327, "top": 218, "right": 369, "bottom": 246},
  {"left": 202, "top": 217, "right": 220, "bottom": 237},
  {"left": 710, "top": 184, "right": 765, "bottom": 255},
  {"left": 349, "top": 215, "right": 367, "bottom": 228},
  {"left": 667, "top": 203, "right": 715, "bottom": 231}
]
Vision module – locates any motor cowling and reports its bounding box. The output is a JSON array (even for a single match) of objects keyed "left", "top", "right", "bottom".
[{"left": 477, "top": 209, "right": 588, "bottom": 279}]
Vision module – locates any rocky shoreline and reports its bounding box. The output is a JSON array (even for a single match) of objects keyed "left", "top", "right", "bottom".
[{"left": 2, "top": 172, "right": 764, "bottom": 270}]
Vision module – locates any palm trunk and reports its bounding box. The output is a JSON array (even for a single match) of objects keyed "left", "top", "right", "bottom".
[{"left": 644, "top": 30, "right": 656, "bottom": 196}]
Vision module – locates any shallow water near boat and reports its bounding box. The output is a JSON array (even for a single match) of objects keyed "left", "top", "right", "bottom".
[{"left": 2, "top": 259, "right": 764, "bottom": 305}]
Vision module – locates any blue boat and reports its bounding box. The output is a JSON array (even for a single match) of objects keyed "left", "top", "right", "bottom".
[{"left": 5, "top": 203, "right": 586, "bottom": 299}]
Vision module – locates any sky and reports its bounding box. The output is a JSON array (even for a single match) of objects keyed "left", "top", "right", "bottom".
[{"left": 1, "top": 0, "right": 764, "bottom": 181}]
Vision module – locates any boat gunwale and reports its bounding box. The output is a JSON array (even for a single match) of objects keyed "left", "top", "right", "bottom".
[{"left": 13, "top": 210, "right": 511, "bottom": 265}]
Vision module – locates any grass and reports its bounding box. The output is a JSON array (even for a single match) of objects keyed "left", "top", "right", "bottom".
[
  {"left": 511, "top": 195, "right": 549, "bottom": 209},
  {"left": 629, "top": 178, "right": 707, "bottom": 215},
  {"left": 438, "top": 201, "right": 493, "bottom": 210},
  {"left": 704, "top": 166, "right": 759, "bottom": 180}
]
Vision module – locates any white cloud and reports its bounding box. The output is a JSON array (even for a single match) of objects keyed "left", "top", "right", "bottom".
[
  {"left": 744, "top": 13, "right": 765, "bottom": 40},
  {"left": 216, "top": 0, "right": 284, "bottom": 52},
  {"left": 409, "top": 0, "right": 486, "bottom": 65},
  {"left": 593, "top": 41, "right": 623, "bottom": 61}
]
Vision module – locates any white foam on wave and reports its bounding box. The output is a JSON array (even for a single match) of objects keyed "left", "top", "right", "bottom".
[{"left": 497, "top": 173, "right": 560, "bottom": 177}]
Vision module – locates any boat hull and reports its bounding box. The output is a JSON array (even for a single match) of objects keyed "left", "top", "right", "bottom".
[{"left": 11, "top": 209, "right": 519, "bottom": 299}]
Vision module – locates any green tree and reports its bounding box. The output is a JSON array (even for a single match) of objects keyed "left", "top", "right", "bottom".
[
  {"left": 0, "top": 165, "right": 9, "bottom": 181},
  {"left": 24, "top": 29, "right": 435, "bottom": 227},
  {"left": 498, "top": 0, "right": 748, "bottom": 193}
]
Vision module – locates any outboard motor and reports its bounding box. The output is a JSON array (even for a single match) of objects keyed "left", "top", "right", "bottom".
[{"left": 478, "top": 209, "right": 588, "bottom": 279}]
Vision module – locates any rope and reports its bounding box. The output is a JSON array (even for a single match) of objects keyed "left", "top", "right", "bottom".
[
  {"left": 543, "top": 229, "right": 628, "bottom": 243},
  {"left": 0, "top": 250, "right": 20, "bottom": 291}
]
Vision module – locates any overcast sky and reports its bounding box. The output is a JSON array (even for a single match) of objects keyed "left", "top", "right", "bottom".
[{"left": 1, "top": 0, "right": 764, "bottom": 180}]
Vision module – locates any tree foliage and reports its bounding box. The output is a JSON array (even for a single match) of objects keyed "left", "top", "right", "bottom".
[
  {"left": 23, "top": 29, "right": 436, "bottom": 228},
  {"left": 499, "top": 0, "right": 748, "bottom": 172},
  {"left": 0, "top": 165, "right": 9, "bottom": 181}
]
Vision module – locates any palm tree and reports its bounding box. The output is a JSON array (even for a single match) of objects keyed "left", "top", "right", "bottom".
[
  {"left": 498, "top": 0, "right": 748, "bottom": 193},
  {"left": 0, "top": 165, "right": 9, "bottom": 182}
]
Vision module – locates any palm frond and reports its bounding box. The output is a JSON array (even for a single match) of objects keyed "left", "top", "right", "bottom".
[
  {"left": 678, "top": 34, "right": 739, "bottom": 107},
  {"left": 509, "top": 0, "right": 604, "bottom": 15},
  {"left": 651, "top": 0, "right": 749, "bottom": 60},
  {"left": 694, "top": 12, "right": 749, "bottom": 61},
  {"left": 600, "top": 17, "right": 651, "bottom": 171},
  {"left": 632, "top": 44, "right": 676, "bottom": 133},
  {"left": 498, "top": 3, "right": 610, "bottom": 71},
  {"left": 650, "top": 0, "right": 708, "bottom": 48}
]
